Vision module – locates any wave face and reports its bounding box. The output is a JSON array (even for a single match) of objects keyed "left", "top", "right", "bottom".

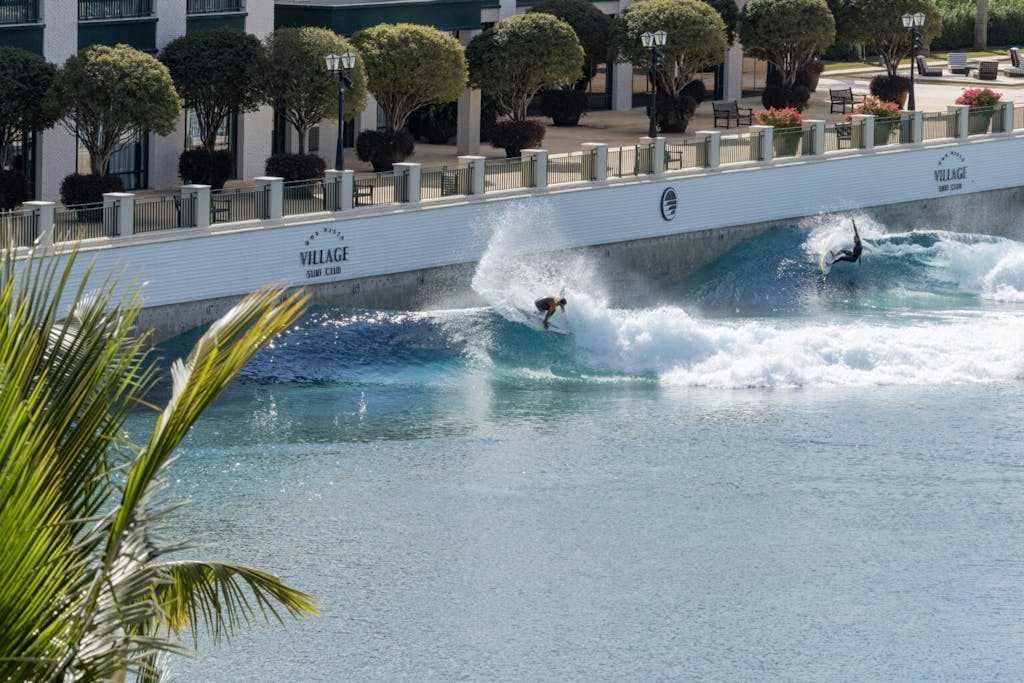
[{"left": 164, "top": 210, "right": 1024, "bottom": 390}]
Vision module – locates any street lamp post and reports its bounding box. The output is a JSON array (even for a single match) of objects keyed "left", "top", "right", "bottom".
[
  {"left": 640, "top": 30, "right": 667, "bottom": 138},
  {"left": 325, "top": 50, "right": 356, "bottom": 171},
  {"left": 901, "top": 12, "right": 925, "bottom": 111}
]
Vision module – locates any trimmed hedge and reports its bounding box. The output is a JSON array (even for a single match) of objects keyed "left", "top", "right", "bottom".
[
  {"left": 355, "top": 130, "right": 415, "bottom": 172},
  {"left": 488, "top": 117, "right": 546, "bottom": 157},
  {"left": 264, "top": 153, "right": 326, "bottom": 182},
  {"left": 59, "top": 174, "right": 124, "bottom": 206},
  {"left": 179, "top": 149, "right": 233, "bottom": 190},
  {"left": 0, "top": 169, "right": 28, "bottom": 211}
]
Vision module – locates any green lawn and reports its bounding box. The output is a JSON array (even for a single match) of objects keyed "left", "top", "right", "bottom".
[{"left": 821, "top": 49, "right": 1005, "bottom": 72}]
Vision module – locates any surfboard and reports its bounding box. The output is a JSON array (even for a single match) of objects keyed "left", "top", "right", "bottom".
[
  {"left": 819, "top": 251, "right": 833, "bottom": 275},
  {"left": 516, "top": 308, "right": 573, "bottom": 336}
]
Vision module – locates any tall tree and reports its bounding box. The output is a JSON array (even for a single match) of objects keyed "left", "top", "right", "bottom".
[
  {"left": 0, "top": 47, "right": 57, "bottom": 168},
  {"left": 528, "top": 0, "right": 614, "bottom": 86},
  {"left": 839, "top": 0, "right": 941, "bottom": 76},
  {"left": 50, "top": 44, "right": 181, "bottom": 176},
  {"left": 351, "top": 23, "right": 467, "bottom": 133},
  {"left": 0, "top": 250, "right": 317, "bottom": 682},
  {"left": 739, "top": 0, "right": 836, "bottom": 88},
  {"left": 974, "top": 0, "right": 988, "bottom": 50},
  {"left": 466, "top": 13, "right": 585, "bottom": 119},
  {"left": 262, "top": 27, "right": 368, "bottom": 155},
  {"left": 161, "top": 28, "right": 266, "bottom": 151}
]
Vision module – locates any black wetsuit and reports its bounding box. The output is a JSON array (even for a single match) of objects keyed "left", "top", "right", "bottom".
[
  {"left": 832, "top": 240, "right": 862, "bottom": 264},
  {"left": 535, "top": 297, "right": 557, "bottom": 312}
]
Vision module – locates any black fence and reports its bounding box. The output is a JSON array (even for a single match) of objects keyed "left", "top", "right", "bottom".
[{"left": 0, "top": 0, "right": 38, "bottom": 23}]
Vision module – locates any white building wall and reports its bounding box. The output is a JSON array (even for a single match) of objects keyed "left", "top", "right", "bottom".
[
  {"left": 149, "top": 0, "right": 189, "bottom": 191},
  {"left": 38, "top": 0, "right": 79, "bottom": 200}
]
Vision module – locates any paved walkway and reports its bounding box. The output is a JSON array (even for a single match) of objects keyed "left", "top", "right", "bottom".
[{"left": 379, "top": 63, "right": 1024, "bottom": 173}]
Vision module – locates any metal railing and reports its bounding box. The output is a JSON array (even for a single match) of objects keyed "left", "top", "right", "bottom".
[
  {"left": 1, "top": 208, "right": 39, "bottom": 247},
  {"left": 824, "top": 122, "right": 852, "bottom": 152},
  {"left": 666, "top": 137, "right": 709, "bottom": 169},
  {"left": 873, "top": 115, "right": 905, "bottom": 147},
  {"left": 484, "top": 158, "right": 534, "bottom": 191},
  {"left": 353, "top": 169, "right": 410, "bottom": 207},
  {"left": 0, "top": 0, "right": 38, "bottom": 23},
  {"left": 133, "top": 194, "right": 195, "bottom": 233},
  {"left": 210, "top": 185, "right": 269, "bottom": 223},
  {"left": 283, "top": 178, "right": 330, "bottom": 217},
  {"left": 53, "top": 203, "right": 117, "bottom": 243},
  {"left": 547, "top": 151, "right": 594, "bottom": 185},
  {"left": 78, "top": 0, "right": 152, "bottom": 19},
  {"left": 800, "top": 127, "right": 818, "bottom": 156},
  {"left": 922, "top": 111, "right": 957, "bottom": 141},
  {"left": 607, "top": 143, "right": 655, "bottom": 177},
  {"left": 421, "top": 166, "right": 471, "bottom": 199},
  {"left": 187, "top": 0, "right": 242, "bottom": 13},
  {"left": 720, "top": 132, "right": 762, "bottom": 164}
]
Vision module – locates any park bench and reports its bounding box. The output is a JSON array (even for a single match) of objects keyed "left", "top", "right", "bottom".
[
  {"left": 947, "top": 52, "right": 970, "bottom": 75},
  {"left": 829, "top": 88, "right": 863, "bottom": 114},
  {"left": 712, "top": 100, "right": 753, "bottom": 128}
]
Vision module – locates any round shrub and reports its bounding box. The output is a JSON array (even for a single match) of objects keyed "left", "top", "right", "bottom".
[
  {"left": 488, "top": 117, "right": 546, "bottom": 157},
  {"left": 264, "top": 153, "right": 327, "bottom": 182},
  {"left": 869, "top": 74, "right": 911, "bottom": 105},
  {"left": 409, "top": 102, "right": 458, "bottom": 144},
  {"left": 59, "top": 174, "right": 124, "bottom": 206},
  {"left": 539, "top": 89, "right": 589, "bottom": 127},
  {"left": 355, "top": 130, "right": 416, "bottom": 172},
  {"left": 653, "top": 93, "right": 698, "bottom": 133},
  {"left": 681, "top": 79, "right": 707, "bottom": 105},
  {"left": 178, "top": 149, "right": 234, "bottom": 190},
  {"left": 796, "top": 59, "right": 824, "bottom": 92},
  {"left": 761, "top": 84, "right": 810, "bottom": 111},
  {"left": 0, "top": 168, "right": 28, "bottom": 211}
]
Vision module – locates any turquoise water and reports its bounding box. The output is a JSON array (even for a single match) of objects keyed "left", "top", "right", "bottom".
[{"left": 159, "top": 215, "right": 1024, "bottom": 681}]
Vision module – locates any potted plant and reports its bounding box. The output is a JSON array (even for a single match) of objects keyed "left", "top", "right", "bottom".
[
  {"left": 754, "top": 107, "right": 804, "bottom": 157},
  {"left": 848, "top": 95, "right": 901, "bottom": 145},
  {"left": 956, "top": 87, "right": 1002, "bottom": 134},
  {"left": 489, "top": 117, "right": 546, "bottom": 158},
  {"left": 869, "top": 74, "right": 911, "bottom": 107}
]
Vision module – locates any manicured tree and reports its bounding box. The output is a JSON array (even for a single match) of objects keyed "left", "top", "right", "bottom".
[
  {"left": 161, "top": 28, "right": 266, "bottom": 152},
  {"left": 0, "top": 47, "right": 57, "bottom": 168},
  {"left": 50, "top": 44, "right": 180, "bottom": 176},
  {"left": 466, "top": 13, "right": 585, "bottom": 120},
  {"left": 528, "top": 0, "right": 613, "bottom": 86},
  {"left": 739, "top": 0, "right": 836, "bottom": 89},
  {"left": 839, "top": 0, "right": 941, "bottom": 77},
  {"left": 0, "top": 250, "right": 317, "bottom": 682},
  {"left": 261, "top": 27, "right": 368, "bottom": 155}
]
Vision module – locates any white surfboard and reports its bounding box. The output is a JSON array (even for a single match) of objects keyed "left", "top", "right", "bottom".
[{"left": 819, "top": 251, "right": 833, "bottom": 275}]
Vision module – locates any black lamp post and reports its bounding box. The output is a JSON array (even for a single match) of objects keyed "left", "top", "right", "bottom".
[
  {"left": 325, "top": 50, "right": 356, "bottom": 170},
  {"left": 641, "top": 30, "right": 667, "bottom": 138},
  {"left": 902, "top": 12, "right": 925, "bottom": 111}
]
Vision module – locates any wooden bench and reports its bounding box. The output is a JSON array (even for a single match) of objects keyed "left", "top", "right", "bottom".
[
  {"left": 829, "top": 88, "right": 862, "bottom": 114},
  {"left": 712, "top": 100, "right": 753, "bottom": 128}
]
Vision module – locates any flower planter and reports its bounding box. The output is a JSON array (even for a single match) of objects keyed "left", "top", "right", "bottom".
[
  {"left": 874, "top": 118, "right": 898, "bottom": 145},
  {"left": 967, "top": 108, "right": 994, "bottom": 135},
  {"left": 772, "top": 127, "right": 802, "bottom": 157}
]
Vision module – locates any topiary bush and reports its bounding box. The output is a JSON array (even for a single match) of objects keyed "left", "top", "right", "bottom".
[
  {"left": 539, "top": 89, "right": 589, "bottom": 126},
  {"left": 681, "top": 79, "right": 707, "bottom": 105},
  {"left": 264, "top": 153, "right": 327, "bottom": 181},
  {"left": 0, "top": 169, "right": 28, "bottom": 211},
  {"left": 59, "top": 174, "right": 124, "bottom": 206},
  {"left": 409, "top": 102, "right": 458, "bottom": 144},
  {"left": 870, "top": 74, "right": 911, "bottom": 106},
  {"left": 355, "top": 130, "right": 416, "bottom": 172},
  {"left": 761, "top": 84, "right": 810, "bottom": 111},
  {"left": 652, "top": 93, "right": 698, "bottom": 133},
  {"left": 796, "top": 59, "right": 824, "bottom": 92},
  {"left": 488, "top": 117, "right": 546, "bottom": 157},
  {"left": 178, "top": 149, "right": 234, "bottom": 190}
]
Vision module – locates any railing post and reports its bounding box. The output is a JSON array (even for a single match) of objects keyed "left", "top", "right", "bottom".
[
  {"left": 581, "top": 143, "right": 608, "bottom": 181},
  {"left": 803, "top": 120, "right": 825, "bottom": 156},
  {"left": 23, "top": 200, "right": 54, "bottom": 247},
  {"left": 910, "top": 111, "right": 924, "bottom": 143},
  {"left": 851, "top": 114, "right": 873, "bottom": 149},
  {"left": 183, "top": 184, "right": 211, "bottom": 228},
  {"left": 948, "top": 105, "right": 970, "bottom": 138},
  {"left": 750, "top": 125, "right": 772, "bottom": 161},
  {"left": 104, "top": 192, "right": 133, "bottom": 237},
  {"left": 459, "top": 155, "right": 486, "bottom": 195},
  {"left": 999, "top": 101, "right": 1014, "bottom": 134},
  {"left": 254, "top": 176, "right": 283, "bottom": 219},
  {"left": 522, "top": 149, "right": 548, "bottom": 187},
  {"left": 336, "top": 170, "right": 355, "bottom": 210},
  {"left": 649, "top": 137, "right": 666, "bottom": 174},
  {"left": 393, "top": 162, "right": 421, "bottom": 202},
  {"left": 696, "top": 131, "right": 721, "bottom": 168},
  {"left": 324, "top": 170, "right": 342, "bottom": 211}
]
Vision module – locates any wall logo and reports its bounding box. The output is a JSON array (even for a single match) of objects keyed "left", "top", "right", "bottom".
[
  {"left": 660, "top": 187, "right": 678, "bottom": 221},
  {"left": 934, "top": 151, "right": 967, "bottom": 193},
  {"left": 300, "top": 226, "right": 348, "bottom": 279}
]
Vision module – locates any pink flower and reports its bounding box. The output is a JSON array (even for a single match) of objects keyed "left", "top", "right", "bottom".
[
  {"left": 955, "top": 88, "right": 1002, "bottom": 108},
  {"left": 753, "top": 107, "right": 804, "bottom": 127}
]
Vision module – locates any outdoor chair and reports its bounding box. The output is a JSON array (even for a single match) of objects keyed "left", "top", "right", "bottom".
[
  {"left": 1004, "top": 47, "right": 1024, "bottom": 77},
  {"left": 829, "top": 87, "right": 863, "bottom": 114},
  {"left": 712, "top": 100, "right": 753, "bottom": 128},
  {"left": 947, "top": 52, "right": 971, "bottom": 75},
  {"left": 917, "top": 55, "right": 942, "bottom": 76},
  {"left": 978, "top": 60, "right": 999, "bottom": 80}
]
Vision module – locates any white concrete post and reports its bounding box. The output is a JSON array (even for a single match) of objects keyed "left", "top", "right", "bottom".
[
  {"left": 851, "top": 114, "right": 874, "bottom": 149},
  {"left": 522, "top": 149, "right": 548, "bottom": 187},
  {"left": 582, "top": 143, "right": 608, "bottom": 181},
  {"left": 803, "top": 120, "right": 825, "bottom": 156},
  {"left": 457, "top": 88, "right": 482, "bottom": 156},
  {"left": 393, "top": 162, "right": 421, "bottom": 203},
  {"left": 910, "top": 111, "right": 924, "bottom": 143},
  {"left": 459, "top": 155, "right": 486, "bottom": 195},
  {"left": 104, "top": 192, "right": 133, "bottom": 237},
  {"left": 339, "top": 169, "right": 355, "bottom": 211},
  {"left": 696, "top": 131, "right": 721, "bottom": 168},
  {"left": 750, "top": 125, "right": 772, "bottom": 161},
  {"left": 948, "top": 105, "right": 970, "bottom": 138},
  {"left": 253, "top": 176, "right": 283, "bottom": 219},
  {"left": 652, "top": 137, "right": 666, "bottom": 174},
  {"left": 611, "top": 62, "right": 635, "bottom": 112},
  {"left": 324, "top": 170, "right": 343, "bottom": 211},
  {"left": 183, "top": 184, "right": 211, "bottom": 228},
  {"left": 1000, "top": 101, "right": 1014, "bottom": 134},
  {"left": 23, "top": 200, "right": 54, "bottom": 247}
]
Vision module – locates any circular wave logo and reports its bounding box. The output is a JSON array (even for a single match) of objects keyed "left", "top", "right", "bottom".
[{"left": 660, "top": 187, "right": 678, "bottom": 221}]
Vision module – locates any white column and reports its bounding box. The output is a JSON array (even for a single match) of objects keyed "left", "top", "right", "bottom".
[
  {"left": 652, "top": 137, "right": 666, "bottom": 174},
  {"left": 498, "top": 0, "right": 516, "bottom": 19},
  {"left": 239, "top": 106, "right": 275, "bottom": 181},
  {"left": 183, "top": 184, "right": 211, "bottom": 229},
  {"left": 582, "top": 143, "right": 608, "bottom": 181},
  {"left": 522, "top": 149, "right": 547, "bottom": 187},
  {"left": 611, "top": 62, "right": 635, "bottom": 112},
  {"left": 254, "top": 176, "right": 283, "bottom": 219},
  {"left": 457, "top": 88, "right": 482, "bottom": 156},
  {"left": 696, "top": 131, "right": 721, "bottom": 168},
  {"left": 910, "top": 111, "right": 924, "bottom": 143},
  {"left": 750, "top": 125, "right": 772, "bottom": 161},
  {"left": 23, "top": 200, "right": 55, "bottom": 247},
  {"left": 1000, "top": 101, "right": 1014, "bottom": 134},
  {"left": 393, "top": 162, "right": 421, "bottom": 203},
  {"left": 803, "top": 120, "right": 825, "bottom": 155},
  {"left": 852, "top": 114, "right": 875, "bottom": 149},
  {"left": 460, "top": 155, "right": 486, "bottom": 195},
  {"left": 339, "top": 169, "right": 355, "bottom": 211},
  {"left": 721, "top": 44, "right": 744, "bottom": 101},
  {"left": 104, "top": 192, "right": 134, "bottom": 237},
  {"left": 948, "top": 105, "right": 970, "bottom": 138}
]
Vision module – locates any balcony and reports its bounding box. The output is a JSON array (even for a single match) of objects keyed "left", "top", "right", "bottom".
[
  {"left": 0, "top": 0, "right": 39, "bottom": 24},
  {"left": 187, "top": 0, "right": 243, "bottom": 14},
  {"left": 78, "top": 0, "right": 152, "bottom": 21}
]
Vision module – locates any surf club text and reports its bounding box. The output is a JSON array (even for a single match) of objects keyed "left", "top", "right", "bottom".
[{"left": 301, "top": 246, "right": 348, "bottom": 279}]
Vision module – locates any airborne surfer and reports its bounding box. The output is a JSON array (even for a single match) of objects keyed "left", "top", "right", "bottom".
[
  {"left": 534, "top": 295, "right": 567, "bottom": 330},
  {"left": 827, "top": 220, "right": 862, "bottom": 267}
]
